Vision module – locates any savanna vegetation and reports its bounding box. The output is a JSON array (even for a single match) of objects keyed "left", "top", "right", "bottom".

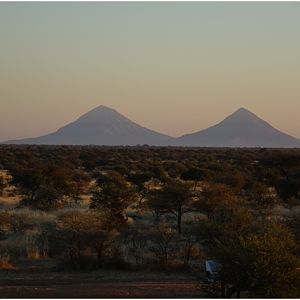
[{"left": 1, "top": 144, "right": 300, "bottom": 297}]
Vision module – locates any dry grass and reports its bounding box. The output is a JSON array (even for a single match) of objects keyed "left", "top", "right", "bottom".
[
  {"left": 0, "top": 255, "right": 16, "bottom": 270},
  {"left": 26, "top": 247, "right": 41, "bottom": 260},
  {"left": 274, "top": 204, "right": 300, "bottom": 218},
  {"left": 0, "top": 195, "right": 21, "bottom": 211},
  {"left": 1, "top": 168, "right": 297, "bottom": 295}
]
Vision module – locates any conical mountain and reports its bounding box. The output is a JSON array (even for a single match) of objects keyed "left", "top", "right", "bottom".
[
  {"left": 161, "top": 107, "right": 300, "bottom": 148},
  {"left": 2, "top": 105, "right": 172, "bottom": 145}
]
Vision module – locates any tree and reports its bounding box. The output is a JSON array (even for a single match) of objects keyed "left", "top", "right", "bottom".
[
  {"left": 213, "top": 169, "right": 245, "bottom": 195},
  {"left": 160, "top": 179, "right": 194, "bottom": 234},
  {"left": 286, "top": 212, "right": 300, "bottom": 258},
  {"left": 33, "top": 185, "right": 63, "bottom": 210},
  {"left": 180, "top": 167, "right": 210, "bottom": 190},
  {"left": 11, "top": 163, "right": 76, "bottom": 210},
  {"left": 148, "top": 220, "right": 180, "bottom": 270},
  {"left": 41, "top": 163, "right": 74, "bottom": 197},
  {"left": 69, "top": 171, "right": 91, "bottom": 203},
  {"left": 95, "top": 171, "right": 123, "bottom": 186},
  {"left": 84, "top": 210, "right": 119, "bottom": 267},
  {"left": 213, "top": 223, "right": 300, "bottom": 298},
  {"left": 90, "top": 171, "right": 138, "bottom": 223},
  {"left": 0, "top": 175, "right": 7, "bottom": 196},
  {"left": 51, "top": 210, "right": 117, "bottom": 262},
  {"left": 121, "top": 224, "right": 148, "bottom": 268},
  {"left": 0, "top": 211, "right": 10, "bottom": 241},
  {"left": 197, "top": 199, "right": 254, "bottom": 249},
  {"left": 11, "top": 167, "right": 44, "bottom": 201},
  {"left": 145, "top": 188, "right": 167, "bottom": 221},
  {"left": 53, "top": 210, "right": 91, "bottom": 260},
  {"left": 195, "top": 182, "right": 234, "bottom": 219},
  {"left": 266, "top": 150, "right": 300, "bottom": 206},
  {"left": 151, "top": 164, "right": 167, "bottom": 180},
  {"left": 244, "top": 181, "right": 279, "bottom": 221},
  {"left": 163, "top": 161, "right": 187, "bottom": 179},
  {"left": 127, "top": 172, "right": 153, "bottom": 202},
  {"left": 9, "top": 213, "right": 36, "bottom": 235}
]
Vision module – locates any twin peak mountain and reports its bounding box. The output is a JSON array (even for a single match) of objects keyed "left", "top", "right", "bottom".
[{"left": 3, "top": 106, "right": 300, "bottom": 148}]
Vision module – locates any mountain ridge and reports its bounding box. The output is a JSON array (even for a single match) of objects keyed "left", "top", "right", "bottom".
[
  {"left": 2, "top": 106, "right": 300, "bottom": 148},
  {"left": 159, "top": 107, "right": 300, "bottom": 147},
  {"left": 2, "top": 105, "right": 172, "bottom": 146}
]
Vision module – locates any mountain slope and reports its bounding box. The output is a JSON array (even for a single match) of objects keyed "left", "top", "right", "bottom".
[
  {"left": 3, "top": 106, "right": 300, "bottom": 147},
  {"left": 160, "top": 107, "right": 300, "bottom": 148},
  {"left": 2, "top": 105, "right": 172, "bottom": 146}
]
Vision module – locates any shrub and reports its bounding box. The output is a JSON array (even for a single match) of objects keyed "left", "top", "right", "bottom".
[
  {"left": 19, "top": 197, "right": 62, "bottom": 211},
  {"left": 0, "top": 211, "right": 10, "bottom": 240},
  {"left": 0, "top": 175, "right": 7, "bottom": 196},
  {"left": 148, "top": 220, "right": 180, "bottom": 270},
  {"left": 121, "top": 224, "right": 148, "bottom": 268},
  {"left": 55, "top": 256, "right": 98, "bottom": 272},
  {"left": 103, "top": 243, "right": 131, "bottom": 270},
  {"left": 9, "top": 213, "right": 35, "bottom": 234}
]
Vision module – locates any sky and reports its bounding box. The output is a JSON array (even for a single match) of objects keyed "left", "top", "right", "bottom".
[{"left": 1, "top": 2, "right": 300, "bottom": 142}]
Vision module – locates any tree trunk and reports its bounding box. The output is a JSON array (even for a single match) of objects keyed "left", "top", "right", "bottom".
[
  {"left": 194, "top": 180, "right": 198, "bottom": 191},
  {"left": 98, "top": 250, "right": 103, "bottom": 268},
  {"left": 178, "top": 206, "right": 182, "bottom": 234}
]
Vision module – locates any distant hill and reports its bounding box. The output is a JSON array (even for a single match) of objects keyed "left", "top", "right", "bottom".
[
  {"left": 2, "top": 105, "right": 172, "bottom": 146},
  {"left": 2, "top": 106, "right": 300, "bottom": 147},
  {"left": 159, "top": 107, "right": 300, "bottom": 148}
]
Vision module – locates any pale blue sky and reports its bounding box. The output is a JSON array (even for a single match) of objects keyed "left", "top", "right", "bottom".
[{"left": 1, "top": 2, "right": 300, "bottom": 141}]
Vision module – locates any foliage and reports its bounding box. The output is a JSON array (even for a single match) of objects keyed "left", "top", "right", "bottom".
[
  {"left": 127, "top": 171, "right": 153, "bottom": 201},
  {"left": 213, "top": 169, "right": 246, "bottom": 195},
  {"left": 266, "top": 150, "right": 300, "bottom": 205},
  {"left": 0, "top": 211, "right": 10, "bottom": 241},
  {"left": 84, "top": 210, "right": 119, "bottom": 265},
  {"left": 196, "top": 199, "right": 254, "bottom": 249},
  {"left": 51, "top": 210, "right": 90, "bottom": 260},
  {"left": 148, "top": 220, "right": 180, "bottom": 270},
  {"left": 145, "top": 189, "right": 167, "bottom": 221},
  {"left": 50, "top": 210, "right": 118, "bottom": 263},
  {"left": 69, "top": 171, "right": 91, "bottom": 203},
  {"left": 159, "top": 179, "right": 195, "bottom": 234},
  {"left": 11, "top": 167, "right": 44, "bottom": 200},
  {"left": 11, "top": 163, "right": 78, "bottom": 210},
  {"left": 2, "top": 145, "right": 300, "bottom": 284},
  {"left": 195, "top": 182, "right": 234, "bottom": 219},
  {"left": 121, "top": 224, "right": 149, "bottom": 267},
  {"left": 90, "top": 171, "right": 138, "bottom": 216},
  {"left": 0, "top": 175, "right": 7, "bottom": 195},
  {"left": 244, "top": 181, "right": 280, "bottom": 220},
  {"left": 213, "top": 223, "right": 300, "bottom": 298},
  {"left": 9, "top": 213, "right": 36, "bottom": 234},
  {"left": 180, "top": 167, "right": 210, "bottom": 189},
  {"left": 151, "top": 163, "right": 167, "bottom": 179}
]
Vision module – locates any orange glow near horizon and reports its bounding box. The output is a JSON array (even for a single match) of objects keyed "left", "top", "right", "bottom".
[{"left": 0, "top": 2, "right": 299, "bottom": 142}]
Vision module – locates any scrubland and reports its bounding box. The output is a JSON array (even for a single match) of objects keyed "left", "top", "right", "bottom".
[{"left": 1, "top": 145, "right": 300, "bottom": 297}]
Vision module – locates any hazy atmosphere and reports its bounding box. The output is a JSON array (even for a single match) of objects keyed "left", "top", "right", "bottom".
[{"left": 1, "top": 2, "right": 300, "bottom": 142}]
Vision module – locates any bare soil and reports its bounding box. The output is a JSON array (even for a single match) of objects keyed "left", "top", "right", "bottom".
[{"left": 0, "top": 277, "right": 206, "bottom": 298}]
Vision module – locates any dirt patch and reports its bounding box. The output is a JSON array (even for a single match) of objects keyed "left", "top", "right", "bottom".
[{"left": 0, "top": 278, "right": 205, "bottom": 298}]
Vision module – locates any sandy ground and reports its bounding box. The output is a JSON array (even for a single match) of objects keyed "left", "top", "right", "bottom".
[{"left": 0, "top": 278, "right": 205, "bottom": 298}]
